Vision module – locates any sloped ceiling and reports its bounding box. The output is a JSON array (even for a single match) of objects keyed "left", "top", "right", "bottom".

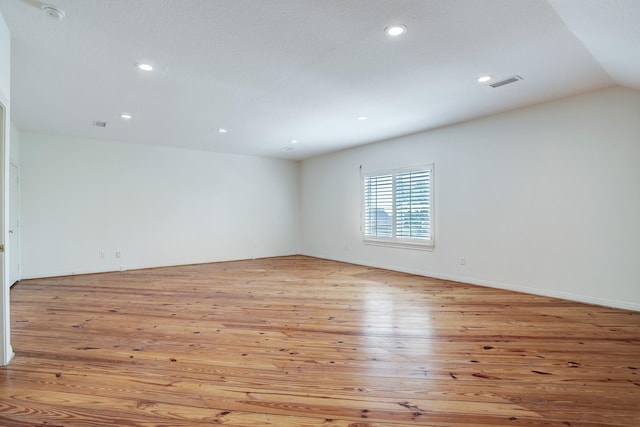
[
  {"left": 0, "top": 0, "right": 637, "bottom": 160},
  {"left": 549, "top": 0, "right": 640, "bottom": 92}
]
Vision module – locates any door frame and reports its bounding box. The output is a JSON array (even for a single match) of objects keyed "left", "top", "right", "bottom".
[
  {"left": 9, "top": 162, "right": 19, "bottom": 286},
  {"left": 0, "top": 92, "right": 13, "bottom": 365}
]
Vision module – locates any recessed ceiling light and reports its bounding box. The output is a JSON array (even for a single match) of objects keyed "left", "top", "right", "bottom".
[
  {"left": 120, "top": 113, "right": 132, "bottom": 120},
  {"left": 290, "top": 139, "right": 298, "bottom": 145},
  {"left": 385, "top": 25, "right": 407, "bottom": 36},
  {"left": 137, "top": 63, "right": 153, "bottom": 71},
  {"left": 357, "top": 116, "right": 368, "bottom": 121},
  {"left": 477, "top": 75, "right": 493, "bottom": 83},
  {"left": 218, "top": 128, "right": 228, "bottom": 133}
]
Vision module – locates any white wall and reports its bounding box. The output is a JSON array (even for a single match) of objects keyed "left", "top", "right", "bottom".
[
  {"left": 301, "top": 86, "right": 640, "bottom": 311},
  {"left": 9, "top": 122, "right": 19, "bottom": 164},
  {"left": 21, "top": 133, "right": 300, "bottom": 278},
  {"left": 0, "top": 13, "right": 8, "bottom": 100}
]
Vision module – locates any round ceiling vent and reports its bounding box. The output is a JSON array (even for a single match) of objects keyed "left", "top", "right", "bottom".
[{"left": 41, "top": 5, "right": 65, "bottom": 21}]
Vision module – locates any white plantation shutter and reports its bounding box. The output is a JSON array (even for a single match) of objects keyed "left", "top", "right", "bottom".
[
  {"left": 363, "top": 174, "right": 393, "bottom": 237},
  {"left": 362, "top": 165, "right": 433, "bottom": 248},
  {"left": 395, "top": 169, "right": 431, "bottom": 239}
]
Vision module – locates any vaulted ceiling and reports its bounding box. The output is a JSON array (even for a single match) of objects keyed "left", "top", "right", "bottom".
[{"left": 1, "top": 0, "right": 638, "bottom": 160}]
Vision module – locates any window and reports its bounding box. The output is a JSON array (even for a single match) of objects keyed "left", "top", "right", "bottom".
[{"left": 362, "top": 165, "right": 433, "bottom": 249}]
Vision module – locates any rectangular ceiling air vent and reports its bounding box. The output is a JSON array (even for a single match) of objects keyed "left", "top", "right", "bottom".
[
  {"left": 93, "top": 120, "right": 107, "bottom": 127},
  {"left": 490, "top": 75, "right": 522, "bottom": 88}
]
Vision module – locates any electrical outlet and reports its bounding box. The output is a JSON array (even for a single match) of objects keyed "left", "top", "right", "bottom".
[
  {"left": 100, "top": 250, "right": 106, "bottom": 259},
  {"left": 115, "top": 251, "right": 121, "bottom": 259},
  {"left": 459, "top": 257, "right": 465, "bottom": 266}
]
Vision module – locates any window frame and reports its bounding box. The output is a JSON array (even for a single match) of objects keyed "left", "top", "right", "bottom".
[{"left": 361, "top": 164, "right": 434, "bottom": 250}]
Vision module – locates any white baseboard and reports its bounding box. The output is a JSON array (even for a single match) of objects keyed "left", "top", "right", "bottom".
[
  {"left": 303, "top": 252, "right": 640, "bottom": 312},
  {"left": 17, "top": 253, "right": 301, "bottom": 281},
  {"left": 19, "top": 267, "right": 121, "bottom": 280},
  {"left": 18, "top": 252, "right": 639, "bottom": 312}
]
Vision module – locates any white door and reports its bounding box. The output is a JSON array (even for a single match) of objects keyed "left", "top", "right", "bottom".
[{"left": 9, "top": 163, "right": 18, "bottom": 286}]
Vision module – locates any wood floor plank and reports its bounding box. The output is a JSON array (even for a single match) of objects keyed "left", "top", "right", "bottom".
[{"left": 1, "top": 255, "right": 639, "bottom": 426}]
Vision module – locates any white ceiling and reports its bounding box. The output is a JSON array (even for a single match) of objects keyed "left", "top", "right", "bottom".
[{"left": 0, "top": 0, "right": 638, "bottom": 160}]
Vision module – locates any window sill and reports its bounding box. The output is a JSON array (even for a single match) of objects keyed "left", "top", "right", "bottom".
[{"left": 363, "top": 238, "right": 434, "bottom": 251}]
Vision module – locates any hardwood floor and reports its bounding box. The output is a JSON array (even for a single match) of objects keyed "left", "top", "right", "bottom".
[{"left": 1, "top": 255, "right": 638, "bottom": 426}]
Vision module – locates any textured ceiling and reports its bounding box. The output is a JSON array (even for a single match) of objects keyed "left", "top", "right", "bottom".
[{"left": 0, "top": 0, "right": 637, "bottom": 160}]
